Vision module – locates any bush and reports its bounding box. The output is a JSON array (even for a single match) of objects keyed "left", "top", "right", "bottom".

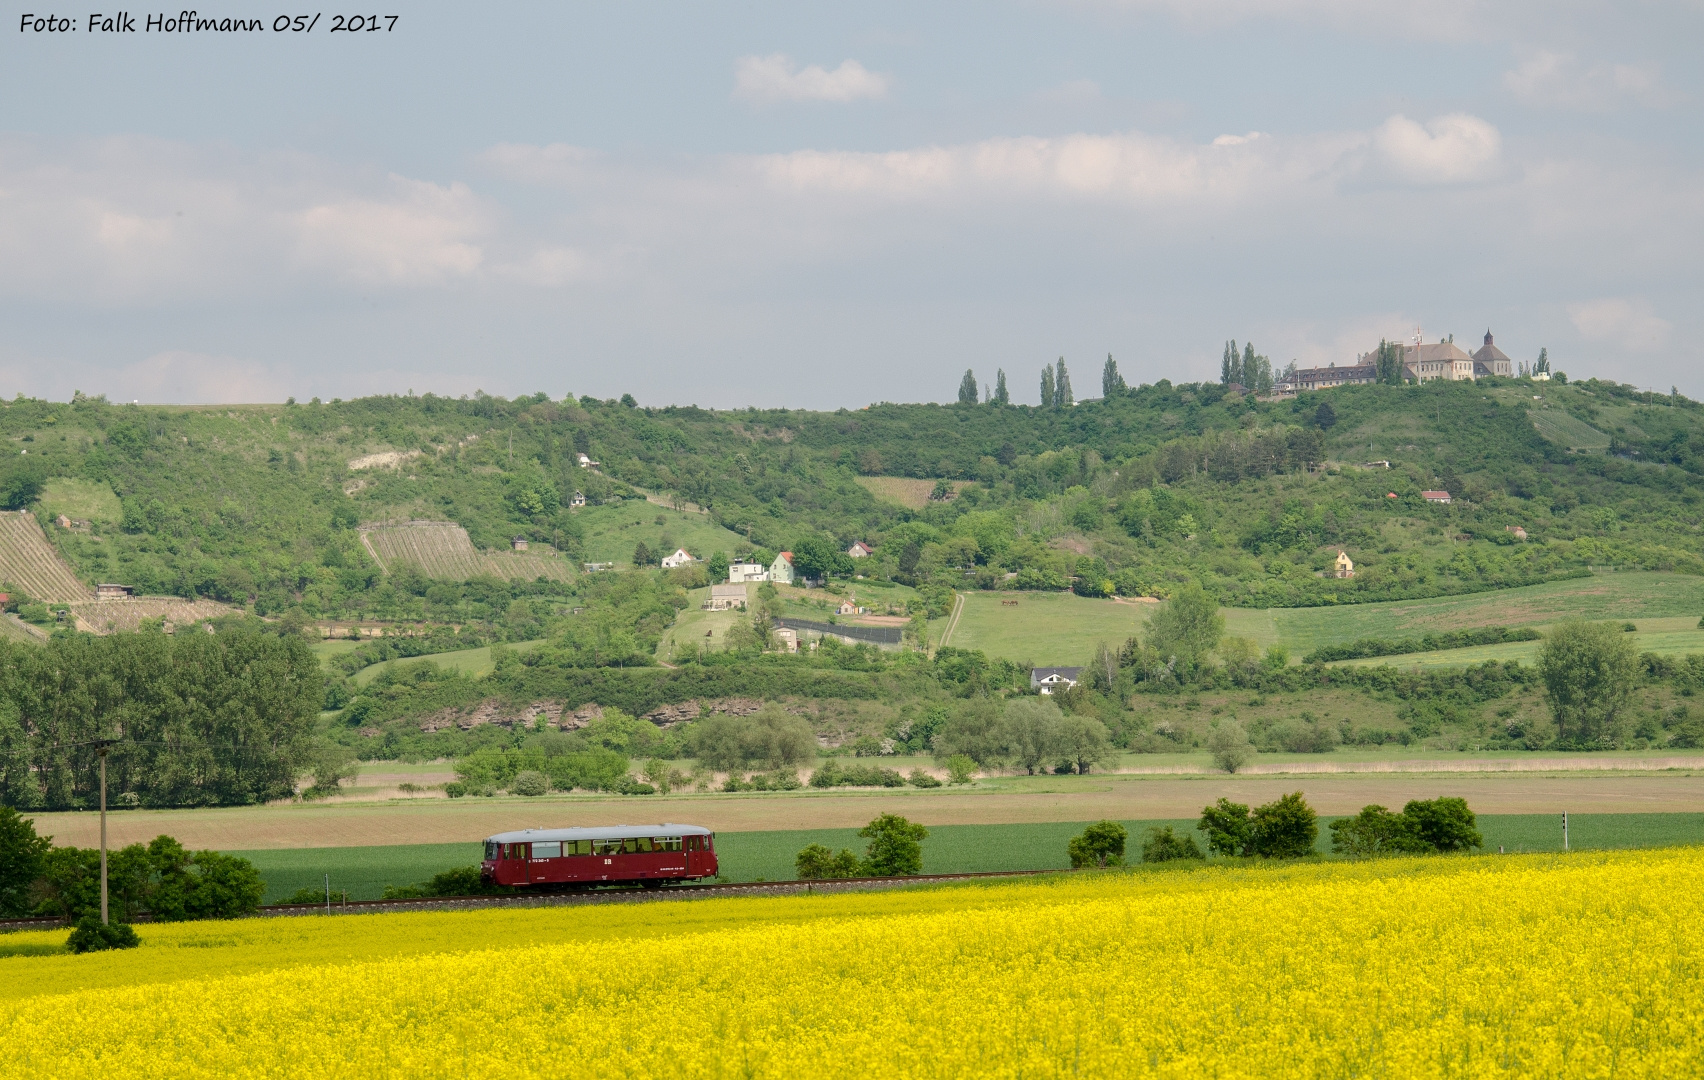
[
  {"left": 445, "top": 781, "right": 467, "bottom": 798},
  {"left": 1199, "top": 793, "right": 1317, "bottom": 859},
  {"left": 1141, "top": 826, "right": 1204, "bottom": 863},
  {"left": 1248, "top": 792, "right": 1318, "bottom": 858},
  {"left": 809, "top": 761, "right": 905, "bottom": 788},
  {"left": 795, "top": 844, "right": 863, "bottom": 880},
  {"left": 1400, "top": 797, "right": 1483, "bottom": 852},
  {"left": 65, "top": 916, "right": 140, "bottom": 953},
  {"left": 510, "top": 770, "right": 550, "bottom": 797},
  {"left": 945, "top": 754, "right": 977, "bottom": 785},
  {"left": 906, "top": 769, "right": 942, "bottom": 788},
  {"left": 859, "top": 813, "right": 928, "bottom": 876},
  {"left": 689, "top": 706, "right": 818, "bottom": 771},
  {"left": 1067, "top": 820, "right": 1127, "bottom": 868},
  {"left": 1328, "top": 805, "right": 1426, "bottom": 856}
]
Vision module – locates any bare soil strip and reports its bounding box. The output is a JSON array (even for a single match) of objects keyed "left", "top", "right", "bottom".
[
  {"left": 29, "top": 774, "right": 1704, "bottom": 850},
  {"left": 1123, "top": 756, "right": 1704, "bottom": 776}
]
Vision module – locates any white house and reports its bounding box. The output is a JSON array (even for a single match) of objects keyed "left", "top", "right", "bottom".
[
  {"left": 661, "top": 548, "right": 696, "bottom": 569},
  {"left": 569, "top": 491, "right": 586, "bottom": 508},
  {"left": 728, "top": 559, "right": 769, "bottom": 583},
  {"left": 576, "top": 453, "right": 599, "bottom": 468},
  {"left": 1030, "top": 667, "right": 1082, "bottom": 694},
  {"left": 770, "top": 551, "right": 796, "bottom": 585}
]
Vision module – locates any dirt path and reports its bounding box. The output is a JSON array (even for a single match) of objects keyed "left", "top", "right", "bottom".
[
  {"left": 937, "top": 591, "right": 965, "bottom": 651},
  {"left": 29, "top": 773, "right": 1704, "bottom": 850}
]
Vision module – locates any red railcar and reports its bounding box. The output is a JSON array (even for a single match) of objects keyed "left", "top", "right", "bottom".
[{"left": 481, "top": 824, "right": 718, "bottom": 888}]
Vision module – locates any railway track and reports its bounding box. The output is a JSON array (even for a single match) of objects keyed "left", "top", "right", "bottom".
[{"left": 0, "top": 868, "right": 1073, "bottom": 931}]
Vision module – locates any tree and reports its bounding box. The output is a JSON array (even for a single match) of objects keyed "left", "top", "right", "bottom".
[
  {"left": 1221, "top": 340, "right": 1241, "bottom": 386},
  {"left": 1314, "top": 401, "right": 1337, "bottom": 429},
  {"left": 1374, "top": 339, "right": 1405, "bottom": 384},
  {"left": 1401, "top": 797, "right": 1482, "bottom": 852},
  {"left": 690, "top": 706, "right": 817, "bottom": 771},
  {"left": 1141, "top": 826, "right": 1204, "bottom": 863},
  {"left": 957, "top": 369, "right": 979, "bottom": 405},
  {"left": 1198, "top": 798, "right": 1252, "bottom": 856},
  {"left": 1145, "top": 582, "right": 1224, "bottom": 672},
  {"left": 632, "top": 541, "right": 653, "bottom": 567},
  {"left": 707, "top": 551, "right": 730, "bottom": 582},
  {"left": 1206, "top": 719, "right": 1252, "bottom": 774},
  {"left": 795, "top": 843, "right": 863, "bottom": 880},
  {"left": 1101, "top": 354, "right": 1125, "bottom": 398},
  {"left": 1248, "top": 792, "right": 1317, "bottom": 858},
  {"left": 0, "top": 807, "right": 49, "bottom": 917},
  {"left": 1538, "top": 621, "right": 1639, "bottom": 745},
  {"left": 1055, "top": 714, "right": 1114, "bottom": 774},
  {"left": 790, "top": 534, "right": 853, "bottom": 582},
  {"left": 1000, "top": 697, "right": 1064, "bottom": 774},
  {"left": 1067, "top": 820, "right": 1127, "bottom": 868},
  {"left": 1040, "top": 364, "right": 1056, "bottom": 408},
  {"left": 1535, "top": 347, "right": 1550, "bottom": 374},
  {"left": 1056, "top": 358, "right": 1073, "bottom": 407},
  {"left": 994, "top": 369, "right": 1009, "bottom": 405},
  {"left": 859, "top": 813, "right": 928, "bottom": 876},
  {"left": 1328, "top": 805, "right": 1424, "bottom": 856},
  {"left": 944, "top": 754, "right": 977, "bottom": 785}
]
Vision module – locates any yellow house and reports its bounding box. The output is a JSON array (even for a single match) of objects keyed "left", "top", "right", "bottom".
[{"left": 1333, "top": 551, "right": 1355, "bottom": 579}]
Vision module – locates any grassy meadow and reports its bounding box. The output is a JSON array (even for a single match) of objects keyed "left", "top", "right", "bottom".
[
  {"left": 571, "top": 502, "right": 746, "bottom": 568},
  {"left": 935, "top": 591, "right": 1151, "bottom": 665},
  {"left": 349, "top": 639, "right": 546, "bottom": 686}
]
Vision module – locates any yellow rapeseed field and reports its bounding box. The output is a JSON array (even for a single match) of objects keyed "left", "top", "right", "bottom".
[{"left": 3, "top": 850, "right": 1702, "bottom": 1078}]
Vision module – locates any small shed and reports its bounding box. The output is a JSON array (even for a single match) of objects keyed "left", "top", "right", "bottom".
[
  {"left": 511, "top": 536, "right": 529, "bottom": 551},
  {"left": 1507, "top": 525, "right": 1528, "bottom": 541},
  {"left": 96, "top": 583, "right": 134, "bottom": 599},
  {"left": 569, "top": 491, "right": 586, "bottom": 508},
  {"left": 847, "top": 541, "right": 874, "bottom": 558},
  {"left": 1333, "top": 551, "right": 1355, "bottom": 579},
  {"left": 1422, "top": 490, "right": 1453, "bottom": 504}
]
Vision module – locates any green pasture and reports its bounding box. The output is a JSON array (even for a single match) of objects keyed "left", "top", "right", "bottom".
[
  {"left": 935, "top": 592, "right": 1149, "bottom": 666},
  {"left": 37, "top": 478, "right": 122, "bottom": 523},
  {"left": 573, "top": 502, "right": 745, "bottom": 568},
  {"left": 351, "top": 639, "right": 546, "bottom": 686},
  {"left": 234, "top": 814, "right": 1704, "bottom": 901}
]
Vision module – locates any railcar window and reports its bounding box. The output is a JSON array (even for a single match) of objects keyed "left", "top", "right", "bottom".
[
  {"left": 485, "top": 842, "right": 499, "bottom": 860},
  {"left": 532, "top": 842, "right": 561, "bottom": 859},
  {"left": 593, "top": 839, "right": 623, "bottom": 856},
  {"left": 567, "top": 839, "right": 593, "bottom": 856},
  {"left": 655, "top": 837, "right": 682, "bottom": 852},
  {"left": 621, "top": 838, "right": 640, "bottom": 854}
]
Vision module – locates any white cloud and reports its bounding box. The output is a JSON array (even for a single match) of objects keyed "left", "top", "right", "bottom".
[
  {"left": 1504, "top": 51, "right": 1670, "bottom": 111},
  {"left": 1568, "top": 297, "right": 1673, "bottom": 351},
  {"left": 1371, "top": 114, "right": 1502, "bottom": 184},
  {"left": 294, "top": 176, "right": 488, "bottom": 286},
  {"left": 733, "top": 54, "right": 890, "bottom": 104},
  {"left": 1057, "top": 0, "right": 1629, "bottom": 44}
]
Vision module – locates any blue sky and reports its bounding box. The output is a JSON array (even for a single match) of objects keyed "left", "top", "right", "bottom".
[{"left": 2, "top": 1, "right": 1699, "bottom": 405}]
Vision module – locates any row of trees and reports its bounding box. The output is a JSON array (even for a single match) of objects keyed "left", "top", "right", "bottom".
[{"left": 1220, "top": 340, "right": 1275, "bottom": 394}]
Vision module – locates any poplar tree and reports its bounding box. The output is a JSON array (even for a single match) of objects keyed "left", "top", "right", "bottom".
[
  {"left": 1056, "top": 358, "right": 1073, "bottom": 407},
  {"left": 957, "top": 369, "right": 979, "bottom": 405},
  {"left": 1040, "top": 364, "right": 1055, "bottom": 408},
  {"left": 1101, "top": 354, "right": 1125, "bottom": 398},
  {"left": 994, "top": 369, "right": 1009, "bottom": 405}
]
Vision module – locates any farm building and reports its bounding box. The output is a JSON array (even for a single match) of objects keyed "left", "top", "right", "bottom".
[
  {"left": 661, "top": 548, "right": 697, "bottom": 569},
  {"left": 1031, "top": 667, "right": 1082, "bottom": 694},
  {"left": 95, "top": 584, "right": 134, "bottom": 599},
  {"left": 1422, "top": 490, "right": 1452, "bottom": 504},
  {"left": 705, "top": 583, "right": 747, "bottom": 610}
]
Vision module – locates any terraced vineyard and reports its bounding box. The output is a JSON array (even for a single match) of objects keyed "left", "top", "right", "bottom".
[
  {"left": 361, "top": 521, "right": 573, "bottom": 582},
  {"left": 0, "top": 511, "right": 89, "bottom": 603},
  {"left": 71, "top": 597, "right": 233, "bottom": 634},
  {"left": 1529, "top": 408, "right": 1611, "bottom": 450}
]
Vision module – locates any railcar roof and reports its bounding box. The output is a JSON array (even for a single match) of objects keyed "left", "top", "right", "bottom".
[{"left": 485, "top": 823, "right": 713, "bottom": 844}]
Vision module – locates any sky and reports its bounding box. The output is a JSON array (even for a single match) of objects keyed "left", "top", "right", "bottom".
[{"left": 1, "top": 1, "right": 1699, "bottom": 407}]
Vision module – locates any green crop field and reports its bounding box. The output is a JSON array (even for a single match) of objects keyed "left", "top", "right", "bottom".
[
  {"left": 352, "top": 639, "right": 546, "bottom": 686},
  {"left": 573, "top": 502, "right": 746, "bottom": 568},
  {"left": 1228, "top": 572, "right": 1704, "bottom": 657},
  {"left": 934, "top": 591, "right": 1150, "bottom": 666},
  {"left": 234, "top": 814, "right": 1704, "bottom": 901}
]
